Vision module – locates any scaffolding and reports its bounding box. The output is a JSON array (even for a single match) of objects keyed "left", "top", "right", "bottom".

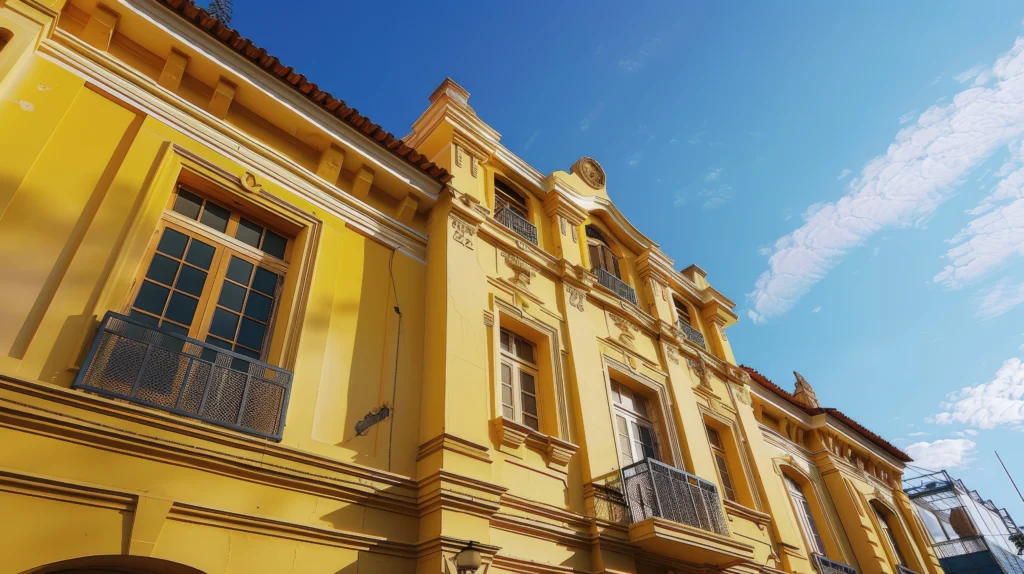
[{"left": 906, "top": 471, "right": 1024, "bottom": 574}]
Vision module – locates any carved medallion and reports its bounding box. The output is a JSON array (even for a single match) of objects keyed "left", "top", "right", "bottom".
[
  {"left": 240, "top": 171, "right": 262, "bottom": 194},
  {"left": 449, "top": 214, "right": 475, "bottom": 250},
  {"left": 570, "top": 157, "right": 607, "bottom": 190}
]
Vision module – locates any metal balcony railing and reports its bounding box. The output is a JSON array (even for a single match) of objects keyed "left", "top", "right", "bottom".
[
  {"left": 620, "top": 457, "right": 729, "bottom": 535},
  {"left": 594, "top": 267, "right": 638, "bottom": 306},
  {"left": 677, "top": 319, "right": 707, "bottom": 349},
  {"left": 495, "top": 206, "right": 539, "bottom": 245},
  {"left": 934, "top": 536, "right": 989, "bottom": 559},
  {"left": 897, "top": 566, "right": 921, "bottom": 574},
  {"left": 73, "top": 312, "right": 292, "bottom": 440},
  {"left": 811, "top": 553, "right": 858, "bottom": 574}
]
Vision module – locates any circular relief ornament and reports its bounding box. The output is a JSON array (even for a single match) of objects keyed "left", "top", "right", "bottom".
[{"left": 571, "top": 157, "right": 606, "bottom": 190}]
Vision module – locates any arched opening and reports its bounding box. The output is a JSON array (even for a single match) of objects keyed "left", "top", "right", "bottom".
[
  {"left": 871, "top": 499, "right": 912, "bottom": 569},
  {"left": 779, "top": 464, "right": 847, "bottom": 566},
  {"left": 0, "top": 28, "right": 14, "bottom": 54},
  {"left": 585, "top": 225, "right": 621, "bottom": 279},
  {"left": 22, "top": 555, "right": 206, "bottom": 574},
  {"left": 494, "top": 177, "right": 528, "bottom": 219}
]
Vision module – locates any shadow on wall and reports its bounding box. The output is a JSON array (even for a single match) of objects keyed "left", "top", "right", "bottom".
[{"left": 21, "top": 555, "right": 207, "bottom": 574}]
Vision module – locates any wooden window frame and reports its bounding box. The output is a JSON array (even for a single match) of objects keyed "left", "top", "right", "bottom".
[
  {"left": 706, "top": 426, "right": 737, "bottom": 502},
  {"left": 586, "top": 226, "right": 622, "bottom": 279},
  {"left": 674, "top": 298, "right": 692, "bottom": 328},
  {"left": 785, "top": 474, "right": 827, "bottom": 556},
  {"left": 500, "top": 327, "right": 540, "bottom": 431},
  {"left": 611, "top": 381, "right": 660, "bottom": 467},
  {"left": 494, "top": 178, "right": 529, "bottom": 219},
  {"left": 124, "top": 184, "right": 292, "bottom": 363},
  {"left": 873, "top": 503, "right": 909, "bottom": 567}
]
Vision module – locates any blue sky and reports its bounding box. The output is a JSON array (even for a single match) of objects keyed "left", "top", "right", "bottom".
[{"left": 228, "top": 1, "right": 1024, "bottom": 517}]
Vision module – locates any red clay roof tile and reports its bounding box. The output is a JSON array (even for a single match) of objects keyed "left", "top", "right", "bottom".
[
  {"left": 153, "top": 0, "right": 452, "bottom": 186},
  {"left": 741, "top": 366, "right": 911, "bottom": 463}
]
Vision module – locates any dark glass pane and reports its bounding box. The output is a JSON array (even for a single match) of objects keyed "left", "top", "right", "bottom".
[
  {"left": 261, "top": 230, "right": 287, "bottom": 259},
  {"left": 184, "top": 240, "right": 215, "bottom": 270},
  {"left": 501, "top": 384, "right": 513, "bottom": 406},
  {"left": 199, "top": 200, "right": 230, "bottom": 233},
  {"left": 165, "top": 292, "right": 199, "bottom": 326},
  {"left": 251, "top": 267, "right": 278, "bottom": 296},
  {"left": 520, "top": 371, "right": 535, "bottom": 394},
  {"left": 172, "top": 189, "right": 203, "bottom": 220},
  {"left": 521, "top": 393, "right": 537, "bottom": 416},
  {"left": 156, "top": 228, "right": 189, "bottom": 258},
  {"left": 517, "top": 339, "right": 535, "bottom": 363},
  {"left": 236, "top": 317, "right": 266, "bottom": 350},
  {"left": 230, "top": 357, "right": 252, "bottom": 373},
  {"left": 175, "top": 266, "right": 207, "bottom": 297},
  {"left": 209, "top": 308, "right": 240, "bottom": 340},
  {"left": 234, "top": 346, "right": 260, "bottom": 359},
  {"left": 236, "top": 218, "right": 263, "bottom": 248},
  {"left": 129, "top": 310, "right": 160, "bottom": 326},
  {"left": 523, "top": 414, "right": 539, "bottom": 431},
  {"left": 159, "top": 321, "right": 189, "bottom": 337},
  {"left": 145, "top": 254, "right": 179, "bottom": 286},
  {"left": 226, "top": 257, "right": 253, "bottom": 285},
  {"left": 243, "top": 292, "right": 272, "bottom": 322},
  {"left": 205, "top": 335, "right": 232, "bottom": 350},
  {"left": 135, "top": 281, "right": 170, "bottom": 315},
  {"left": 218, "top": 281, "right": 246, "bottom": 312},
  {"left": 499, "top": 330, "right": 510, "bottom": 351},
  {"left": 200, "top": 347, "right": 219, "bottom": 363}
]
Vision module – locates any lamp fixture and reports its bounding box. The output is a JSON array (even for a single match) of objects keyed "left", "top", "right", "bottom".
[{"left": 454, "top": 541, "right": 482, "bottom": 574}]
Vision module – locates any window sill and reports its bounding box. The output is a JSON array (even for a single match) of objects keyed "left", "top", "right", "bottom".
[
  {"left": 493, "top": 416, "right": 578, "bottom": 468},
  {"left": 723, "top": 499, "right": 772, "bottom": 531}
]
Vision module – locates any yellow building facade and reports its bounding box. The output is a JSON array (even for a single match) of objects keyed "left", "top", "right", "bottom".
[{"left": 0, "top": 1, "right": 944, "bottom": 573}]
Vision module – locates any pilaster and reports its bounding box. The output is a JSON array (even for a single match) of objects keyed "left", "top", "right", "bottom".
[
  {"left": 893, "top": 489, "right": 944, "bottom": 574},
  {"left": 635, "top": 248, "right": 676, "bottom": 322},
  {"left": 543, "top": 189, "right": 588, "bottom": 266},
  {"left": 815, "top": 453, "right": 892, "bottom": 574}
]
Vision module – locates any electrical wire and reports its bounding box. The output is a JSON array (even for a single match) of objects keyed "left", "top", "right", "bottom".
[{"left": 386, "top": 249, "right": 402, "bottom": 472}]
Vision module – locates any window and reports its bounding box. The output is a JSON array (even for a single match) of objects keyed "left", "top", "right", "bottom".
[
  {"left": 494, "top": 179, "right": 528, "bottom": 219},
  {"left": 500, "top": 328, "right": 539, "bottom": 430},
  {"left": 611, "top": 381, "right": 659, "bottom": 467},
  {"left": 675, "top": 298, "right": 691, "bottom": 327},
  {"left": 128, "top": 186, "right": 289, "bottom": 363},
  {"left": 785, "top": 475, "right": 826, "bottom": 555},
  {"left": 586, "top": 226, "right": 621, "bottom": 279},
  {"left": 874, "top": 505, "right": 908, "bottom": 566},
  {"left": 706, "top": 426, "right": 737, "bottom": 502}
]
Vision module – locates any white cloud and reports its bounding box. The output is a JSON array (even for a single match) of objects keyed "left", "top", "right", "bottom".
[
  {"left": 972, "top": 278, "right": 1024, "bottom": 319},
  {"left": 953, "top": 429, "right": 979, "bottom": 437},
  {"left": 580, "top": 103, "right": 604, "bottom": 131},
  {"left": 688, "top": 132, "right": 705, "bottom": 145},
  {"left": 705, "top": 167, "right": 724, "bottom": 182},
  {"left": 933, "top": 356, "right": 1024, "bottom": 429},
  {"left": 627, "top": 152, "right": 643, "bottom": 167},
  {"left": 908, "top": 431, "right": 929, "bottom": 437},
  {"left": 669, "top": 138, "right": 678, "bottom": 144},
  {"left": 899, "top": 110, "right": 919, "bottom": 125},
  {"left": 930, "top": 74, "right": 945, "bottom": 87},
  {"left": 758, "top": 246, "right": 773, "bottom": 257},
  {"left": 747, "top": 38, "right": 1024, "bottom": 324},
  {"left": 673, "top": 191, "right": 688, "bottom": 208},
  {"left": 699, "top": 184, "right": 733, "bottom": 210},
  {"left": 954, "top": 64, "right": 986, "bottom": 84},
  {"left": 812, "top": 305, "right": 822, "bottom": 313},
  {"left": 619, "top": 38, "right": 662, "bottom": 72},
  {"left": 523, "top": 129, "right": 541, "bottom": 152},
  {"left": 837, "top": 168, "right": 852, "bottom": 180},
  {"left": 906, "top": 439, "right": 976, "bottom": 470}
]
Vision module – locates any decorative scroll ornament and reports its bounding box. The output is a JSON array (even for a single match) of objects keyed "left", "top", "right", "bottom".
[
  {"left": 454, "top": 144, "right": 463, "bottom": 168},
  {"left": 560, "top": 216, "right": 567, "bottom": 235},
  {"left": 792, "top": 371, "right": 821, "bottom": 408},
  {"left": 502, "top": 251, "right": 536, "bottom": 290},
  {"left": 570, "top": 156, "right": 607, "bottom": 190},
  {"left": 449, "top": 214, "right": 475, "bottom": 250},
  {"left": 687, "top": 353, "right": 712, "bottom": 391},
  {"left": 483, "top": 310, "right": 494, "bottom": 327},
  {"left": 731, "top": 382, "right": 752, "bottom": 406},
  {"left": 572, "top": 225, "right": 579, "bottom": 243},
  {"left": 566, "top": 285, "right": 586, "bottom": 312},
  {"left": 666, "top": 345, "right": 680, "bottom": 365},
  {"left": 240, "top": 171, "right": 262, "bottom": 193},
  {"left": 610, "top": 314, "right": 637, "bottom": 350}
]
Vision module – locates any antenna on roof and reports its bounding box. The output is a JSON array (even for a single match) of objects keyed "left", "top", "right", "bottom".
[
  {"left": 996, "top": 450, "right": 1024, "bottom": 504},
  {"left": 206, "top": 0, "right": 234, "bottom": 24}
]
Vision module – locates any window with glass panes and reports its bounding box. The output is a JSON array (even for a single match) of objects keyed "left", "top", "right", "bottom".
[
  {"left": 785, "top": 475, "right": 826, "bottom": 555},
  {"left": 674, "top": 298, "right": 691, "bottom": 327},
  {"left": 611, "top": 381, "right": 659, "bottom": 467},
  {"left": 706, "top": 426, "right": 737, "bottom": 502},
  {"left": 494, "top": 179, "right": 528, "bottom": 218},
  {"left": 874, "top": 505, "right": 908, "bottom": 566},
  {"left": 128, "top": 186, "right": 289, "bottom": 363},
  {"left": 499, "top": 328, "right": 539, "bottom": 430},
  {"left": 586, "top": 226, "right": 621, "bottom": 279}
]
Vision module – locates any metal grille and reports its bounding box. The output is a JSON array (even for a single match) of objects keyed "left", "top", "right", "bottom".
[
  {"left": 594, "top": 267, "right": 639, "bottom": 306},
  {"left": 495, "top": 206, "right": 539, "bottom": 245},
  {"left": 812, "top": 553, "right": 858, "bottom": 574},
  {"left": 677, "top": 320, "right": 707, "bottom": 349},
  {"left": 620, "top": 457, "right": 729, "bottom": 535},
  {"left": 74, "top": 312, "right": 292, "bottom": 440},
  {"left": 897, "top": 566, "right": 921, "bottom": 574},
  {"left": 935, "top": 537, "right": 989, "bottom": 559}
]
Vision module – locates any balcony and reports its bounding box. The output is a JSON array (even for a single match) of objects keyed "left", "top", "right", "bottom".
[
  {"left": 897, "top": 567, "right": 921, "bottom": 574},
  {"left": 812, "top": 553, "right": 857, "bottom": 574},
  {"left": 620, "top": 458, "right": 753, "bottom": 565},
  {"left": 73, "top": 312, "right": 293, "bottom": 440},
  {"left": 934, "top": 536, "right": 989, "bottom": 559},
  {"left": 594, "top": 267, "right": 638, "bottom": 306},
  {"left": 495, "top": 206, "right": 538, "bottom": 245},
  {"left": 677, "top": 319, "right": 707, "bottom": 349}
]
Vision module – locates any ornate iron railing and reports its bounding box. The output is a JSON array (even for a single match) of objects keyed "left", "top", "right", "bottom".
[
  {"left": 74, "top": 312, "right": 292, "bottom": 440},
  {"left": 677, "top": 320, "right": 707, "bottom": 349},
  {"left": 811, "top": 553, "right": 858, "bottom": 574},
  {"left": 495, "top": 206, "right": 538, "bottom": 245},
  {"left": 619, "top": 457, "right": 728, "bottom": 535},
  {"left": 594, "top": 267, "right": 638, "bottom": 306},
  {"left": 897, "top": 566, "right": 920, "bottom": 574},
  {"left": 933, "top": 536, "right": 989, "bottom": 559}
]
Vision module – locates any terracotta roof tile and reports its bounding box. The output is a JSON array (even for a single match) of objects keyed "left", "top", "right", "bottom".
[
  {"left": 154, "top": 0, "right": 452, "bottom": 186},
  {"left": 741, "top": 366, "right": 911, "bottom": 463}
]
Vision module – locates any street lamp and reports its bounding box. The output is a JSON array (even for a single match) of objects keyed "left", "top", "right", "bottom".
[{"left": 454, "top": 541, "right": 482, "bottom": 574}]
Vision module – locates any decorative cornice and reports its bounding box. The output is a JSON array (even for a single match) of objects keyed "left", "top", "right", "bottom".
[{"left": 416, "top": 433, "right": 493, "bottom": 465}]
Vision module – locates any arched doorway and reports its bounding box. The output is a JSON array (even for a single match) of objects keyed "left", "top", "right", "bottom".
[{"left": 21, "top": 556, "right": 206, "bottom": 574}]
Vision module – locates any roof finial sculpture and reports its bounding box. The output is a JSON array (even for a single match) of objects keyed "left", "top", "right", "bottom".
[{"left": 792, "top": 371, "right": 820, "bottom": 409}]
